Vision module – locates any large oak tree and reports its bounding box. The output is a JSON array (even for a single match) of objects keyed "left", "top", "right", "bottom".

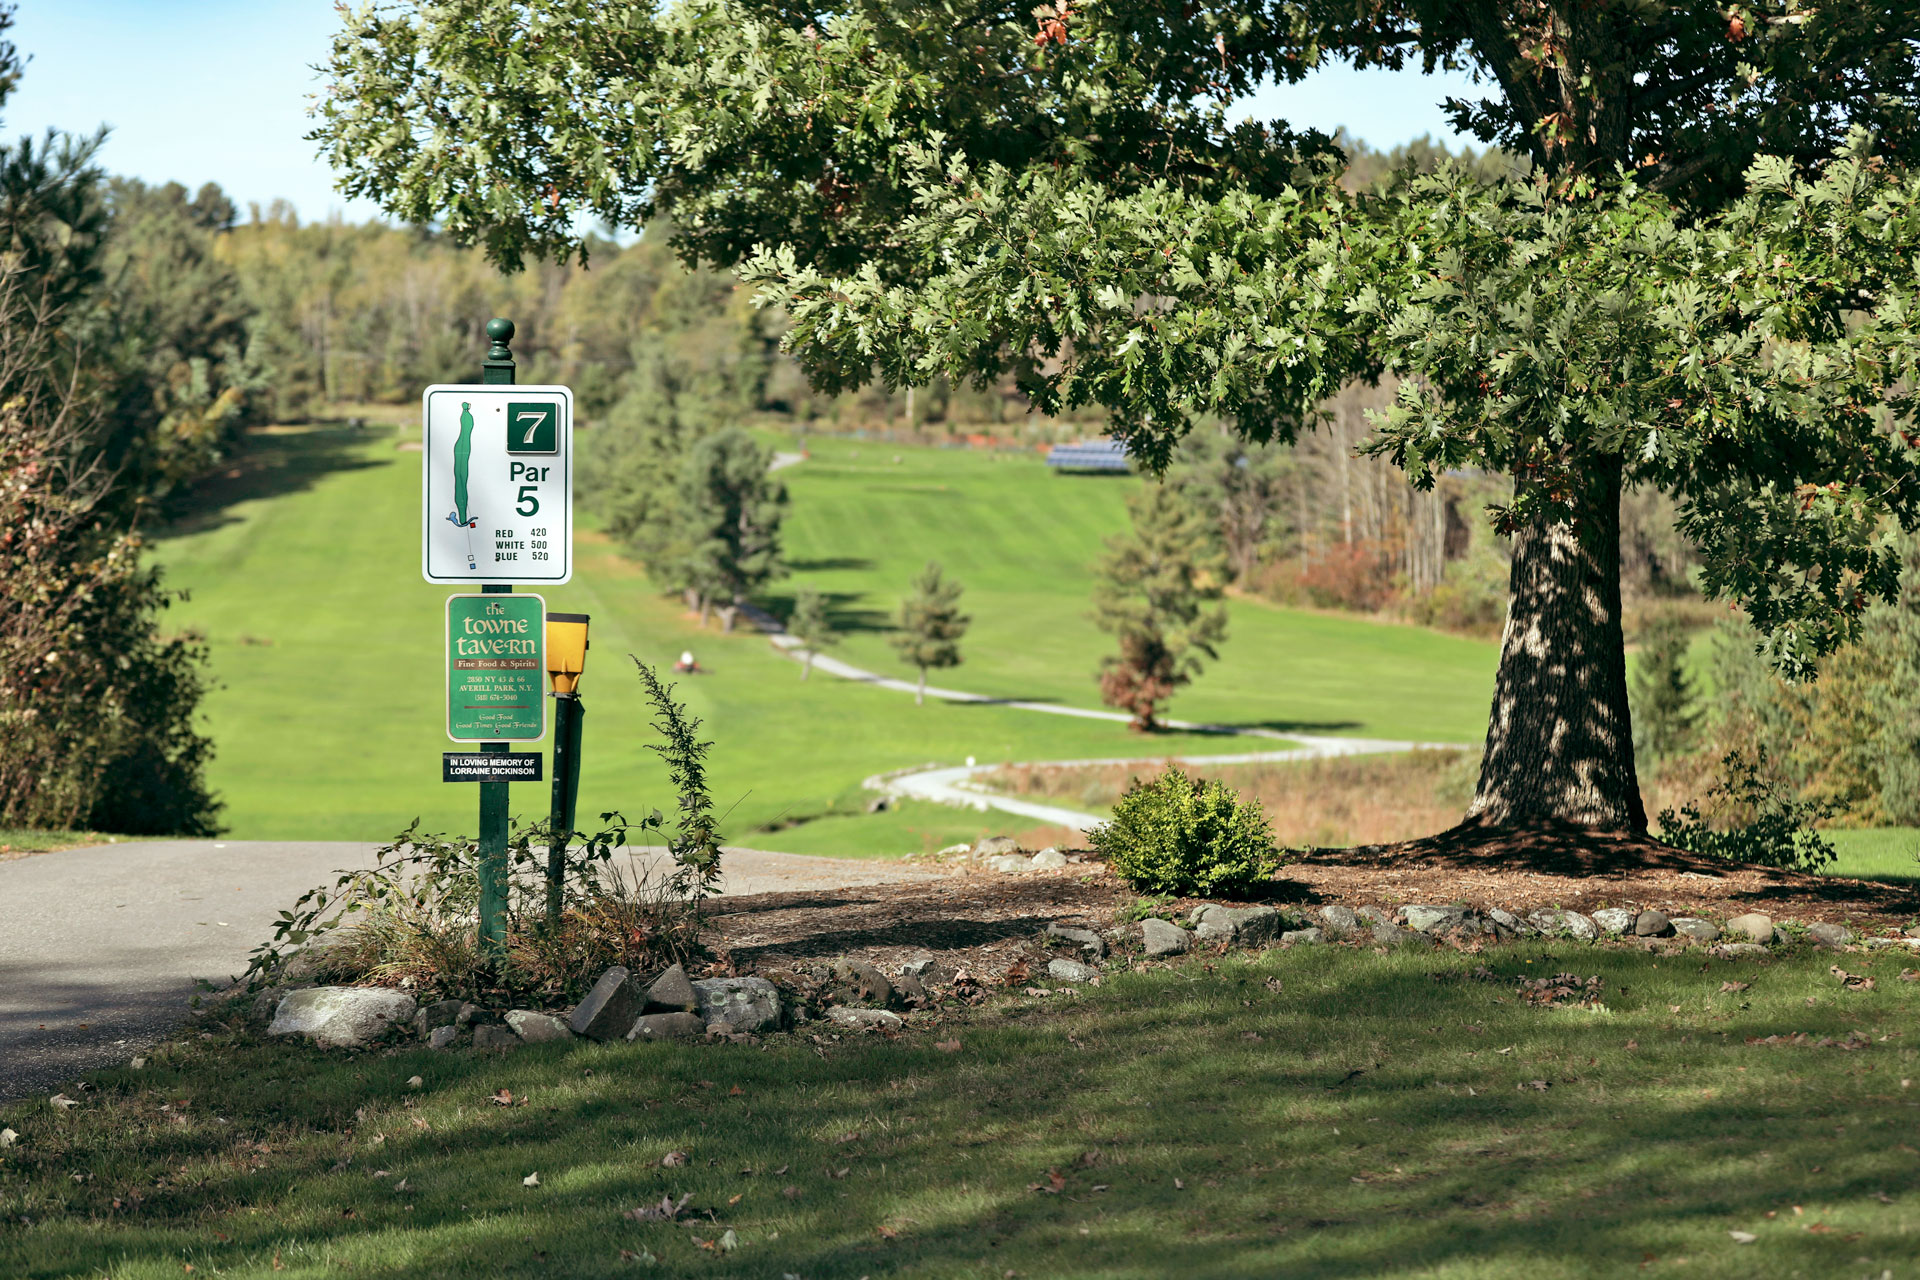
[{"left": 315, "top": 0, "right": 1920, "bottom": 841}]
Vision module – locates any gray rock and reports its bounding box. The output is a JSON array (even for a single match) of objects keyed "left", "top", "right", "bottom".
[
  {"left": 1725, "top": 913, "right": 1773, "bottom": 944},
  {"left": 428, "top": 1025, "right": 459, "bottom": 1050},
  {"left": 691, "top": 977, "right": 783, "bottom": 1032},
  {"left": 1527, "top": 909, "right": 1599, "bottom": 941},
  {"left": 987, "top": 855, "right": 1029, "bottom": 873},
  {"left": 1671, "top": 917, "right": 1720, "bottom": 942},
  {"left": 826, "top": 1006, "right": 903, "bottom": 1030},
  {"left": 1404, "top": 905, "right": 1468, "bottom": 933},
  {"left": 899, "top": 954, "right": 939, "bottom": 977},
  {"left": 627, "top": 1012, "right": 707, "bottom": 1041},
  {"left": 1592, "top": 908, "right": 1638, "bottom": 936},
  {"left": 569, "top": 966, "right": 643, "bottom": 1041},
  {"left": 830, "top": 958, "right": 895, "bottom": 1007},
  {"left": 1487, "top": 908, "right": 1535, "bottom": 938},
  {"left": 1281, "top": 928, "right": 1324, "bottom": 946},
  {"left": 268, "top": 987, "right": 416, "bottom": 1049},
  {"left": 1030, "top": 848, "right": 1069, "bottom": 870},
  {"left": 1047, "top": 959, "right": 1097, "bottom": 983},
  {"left": 1047, "top": 922, "right": 1106, "bottom": 958},
  {"left": 506, "top": 1010, "right": 574, "bottom": 1044},
  {"left": 975, "top": 836, "right": 1022, "bottom": 857},
  {"left": 893, "top": 972, "right": 928, "bottom": 1003},
  {"left": 1634, "top": 910, "right": 1675, "bottom": 938},
  {"left": 1317, "top": 905, "right": 1362, "bottom": 936},
  {"left": 935, "top": 842, "right": 973, "bottom": 859},
  {"left": 1773, "top": 927, "right": 1792, "bottom": 946},
  {"left": 1807, "top": 922, "right": 1854, "bottom": 948},
  {"left": 1718, "top": 942, "right": 1770, "bottom": 959},
  {"left": 473, "top": 1025, "right": 520, "bottom": 1051},
  {"left": 1190, "top": 905, "right": 1283, "bottom": 946},
  {"left": 1861, "top": 936, "right": 1900, "bottom": 950},
  {"left": 1141, "top": 918, "right": 1192, "bottom": 956},
  {"left": 1372, "top": 921, "right": 1433, "bottom": 948},
  {"left": 1904, "top": 923, "right": 1920, "bottom": 940},
  {"left": 1355, "top": 906, "right": 1396, "bottom": 929},
  {"left": 414, "top": 998, "right": 465, "bottom": 1037},
  {"left": 248, "top": 986, "right": 288, "bottom": 1025},
  {"left": 1194, "top": 920, "right": 1235, "bottom": 945},
  {"left": 645, "top": 963, "right": 700, "bottom": 1013}
]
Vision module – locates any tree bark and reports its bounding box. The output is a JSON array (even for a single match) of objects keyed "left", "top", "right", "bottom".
[
  {"left": 915, "top": 667, "right": 926, "bottom": 706},
  {"left": 1466, "top": 457, "right": 1646, "bottom": 832},
  {"left": 802, "top": 649, "right": 814, "bottom": 681}
]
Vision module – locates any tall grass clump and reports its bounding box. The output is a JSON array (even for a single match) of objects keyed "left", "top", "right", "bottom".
[{"left": 247, "top": 665, "right": 720, "bottom": 1005}]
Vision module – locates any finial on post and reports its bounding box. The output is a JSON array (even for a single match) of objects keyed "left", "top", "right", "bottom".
[{"left": 483, "top": 317, "right": 516, "bottom": 386}]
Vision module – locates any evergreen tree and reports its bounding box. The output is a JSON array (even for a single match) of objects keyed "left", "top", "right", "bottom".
[
  {"left": 1629, "top": 612, "right": 1698, "bottom": 767},
  {"left": 1093, "top": 484, "right": 1229, "bottom": 732},
  {"left": 891, "top": 562, "right": 968, "bottom": 706},
  {"left": 1170, "top": 430, "right": 1291, "bottom": 583},
  {"left": 316, "top": 0, "right": 1920, "bottom": 847},
  {"left": 788, "top": 585, "right": 835, "bottom": 681},
  {"left": 673, "top": 426, "right": 787, "bottom": 630}
]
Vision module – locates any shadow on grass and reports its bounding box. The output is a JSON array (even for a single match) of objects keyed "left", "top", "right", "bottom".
[
  {"left": 9, "top": 947, "right": 1919, "bottom": 1277},
  {"left": 155, "top": 424, "right": 389, "bottom": 539}
]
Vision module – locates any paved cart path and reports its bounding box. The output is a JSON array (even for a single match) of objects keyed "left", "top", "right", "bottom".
[{"left": 0, "top": 840, "right": 938, "bottom": 1103}]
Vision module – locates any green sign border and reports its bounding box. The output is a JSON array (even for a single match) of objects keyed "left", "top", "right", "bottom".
[{"left": 445, "top": 593, "right": 548, "bottom": 743}]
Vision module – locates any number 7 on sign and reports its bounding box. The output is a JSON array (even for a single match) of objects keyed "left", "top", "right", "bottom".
[{"left": 507, "top": 402, "right": 557, "bottom": 454}]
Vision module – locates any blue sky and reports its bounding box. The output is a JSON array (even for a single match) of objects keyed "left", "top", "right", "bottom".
[{"left": 5, "top": 0, "right": 1479, "bottom": 225}]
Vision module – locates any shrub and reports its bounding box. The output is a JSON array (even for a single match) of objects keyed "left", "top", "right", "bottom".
[
  {"left": 1090, "top": 767, "right": 1285, "bottom": 896},
  {"left": 1656, "top": 748, "right": 1840, "bottom": 874}
]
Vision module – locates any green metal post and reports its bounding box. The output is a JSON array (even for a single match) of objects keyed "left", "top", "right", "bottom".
[
  {"left": 545, "top": 694, "right": 584, "bottom": 928},
  {"left": 477, "top": 317, "right": 516, "bottom": 960}
]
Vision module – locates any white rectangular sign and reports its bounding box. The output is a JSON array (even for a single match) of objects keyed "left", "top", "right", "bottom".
[{"left": 421, "top": 384, "right": 573, "bottom": 584}]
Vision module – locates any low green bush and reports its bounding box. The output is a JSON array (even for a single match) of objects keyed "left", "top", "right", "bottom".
[
  {"left": 1090, "top": 767, "right": 1285, "bottom": 896},
  {"left": 1656, "top": 747, "right": 1840, "bottom": 874}
]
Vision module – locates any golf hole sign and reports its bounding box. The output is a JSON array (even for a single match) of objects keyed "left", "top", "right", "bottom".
[
  {"left": 446, "top": 593, "right": 547, "bottom": 742},
  {"left": 421, "top": 385, "right": 573, "bottom": 584}
]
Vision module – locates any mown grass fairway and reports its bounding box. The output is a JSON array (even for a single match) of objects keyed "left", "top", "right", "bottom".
[
  {"left": 149, "top": 426, "right": 1496, "bottom": 850},
  {"left": 6, "top": 944, "right": 1919, "bottom": 1278}
]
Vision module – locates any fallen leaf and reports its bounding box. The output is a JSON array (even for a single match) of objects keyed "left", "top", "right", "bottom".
[
  {"left": 1519, "top": 1079, "right": 1551, "bottom": 1091},
  {"left": 718, "top": 1229, "right": 738, "bottom": 1252},
  {"left": 522, "top": 1172, "right": 540, "bottom": 1187},
  {"left": 934, "top": 1040, "right": 961, "bottom": 1053},
  {"left": 1174, "top": 1178, "right": 1185, "bottom": 1190},
  {"left": 624, "top": 1193, "right": 693, "bottom": 1222},
  {"left": 1899, "top": 969, "right": 1919, "bottom": 983},
  {"left": 49, "top": 1094, "right": 78, "bottom": 1110},
  {"left": 1669, "top": 1004, "right": 1682, "bottom": 1013},
  {"left": 661, "top": 1151, "right": 688, "bottom": 1168},
  {"left": 1720, "top": 981, "right": 1751, "bottom": 993},
  {"left": 0, "top": 1128, "right": 17, "bottom": 1147},
  {"left": 491, "top": 1089, "right": 513, "bottom": 1107},
  {"left": 1830, "top": 965, "right": 1875, "bottom": 992},
  {"left": 1027, "top": 1169, "right": 1067, "bottom": 1194},
  {"left": 1728, "top": 1230, "right": 1756, "bottom": 1244},
  {"left": 394, "top": 1178, "right": 409, "bottom": 1192},
  {"left": 1806, "top": 1222, "right": 1830, "bottom": 1233},
  {"left": 729, "top": 1085, "right": 744, "bottom": 1097},
  {"left": 827, "top": 1166, "right": 850, "bottom": 1179},
  {"left": 406, "top": 1076, "right": 423, "bottom": 1089},
  {"left": 727, "top": 1193, "right": 742, "bottom": 1206},
  {"left": 271, "top": 1253, "right": 284, "bottom": 1271}
]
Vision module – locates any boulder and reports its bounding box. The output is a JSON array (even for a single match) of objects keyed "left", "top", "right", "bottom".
[
  {"left": 827, "top": 1006, "right": 904, "bottom": 1030},
  {"left": 1807, "top": 922, "right": 1854, "bottom": 949},
  {"left": 1046, "top": 923, "right": 1106, "bottom": 959},
  {"left": 1718, "top": 942, "right": 1770, "bottom": 959},
  {"left": 692, "top": 977, "right": 783, "bottom": 1032},
  {"left": 1317, "top": 905, "right": 1362, "bottom": 936},
  {"left": 1671, "top": 917, "right": 1720, "bottom": 942},
  {"left": 830, "top": 958, "right": 896, "bottom": 1007},
  {"left": 1592, "top": 908, "right": 1638, "bottom": 936},
  {"left": 935, "top": 843, "right": 973, "bottom": 859},
  {"left": 268, "top": 988, "right": 416, "bottom": 1049},
  {"left": 473, "top": 1025, "right": 521, "bottom": 1051},
  {"left": 627, "top": 1012, "right": 707, "bottom": 1042},
  {"left": 1403, "top": 905, "right": 1468, "bottom": 934},
  {"left": 1190, "top": 905, "right": 1284, "bottom": 947},
  {"left": 892, "top": 972, "right": 928, "bottom": 1003},
  {"left": 975, "top": 836, "right": 1022, "bottom": 857},
  {"left": 506, "top": 1010, "right": 574, "bottom": 1044},
  {"left": 1725, "top": 913, "right": 1774, "bottom": 944},
  {"left": 1372, "top": 920, "right": 1433, "bottom": 948},
  {"left": 1905, "top": 923, "right": 1920, "bottom": 940},
  {"left": 570, "top": 966, "right": 644, "bottom": 1041},
  {"left": 414, "top": 998, "right": 465, "bottom": 1037},
  {"left": 1526, "top": 909, "right": 1599, "bottom": 941},
  {"left": 1047, "top": 959, "right": 1097, "bottom": 983},
  {"left": 1355, "top": 906, "right": 1395, "bottom": 929},
  {"left": 1281, "top": 928, "right": 1324, "bottom": 946},
  {"left": 645, "top": 964, "right": 700, "bottom": 1014},
  {"left": 428, "top": 1025, "right": 459, "bottom": 1050},
  {"left": 899, "top": 954, "right": 939, "bottom": 977},
  {"left": 1487, "top": 908, "right": 1535, "bottom": 939},
  {"left": 1634, "top": 910, "right": 1675, "bottom": 938},
  {"left": 1030, "top": 849, "right": 1070, "bottom": 870},
  {"left": 1141, "top": 918, "right": 1192, "bottom": 956},
  {"left": 987, "top": 855, "right": 1029, "bottom": 873}
]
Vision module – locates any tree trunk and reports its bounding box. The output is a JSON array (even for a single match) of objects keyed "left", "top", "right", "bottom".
[
  {"left": 915, "top": 667, "right": 926, "bottom": 706},
  {"left": 801, "top": 649, "right": 814, "bottom": 681},
  {"left": 1465, "top": 457, "right": 1646, "bottom": 832}
]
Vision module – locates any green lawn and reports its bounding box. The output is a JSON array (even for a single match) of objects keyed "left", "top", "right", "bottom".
[
  {"left": 7, "top": 944, "right": 1919, "bottom": 1278},
  {"left": 1826, "top": 827, "right": 1920, "bottom": 885},
  {"left": 147, "top": 426, "right": 1502, "bottom": 851},
  {"left": 777, "top": 435, "right": 1497, "bottom": 743}
]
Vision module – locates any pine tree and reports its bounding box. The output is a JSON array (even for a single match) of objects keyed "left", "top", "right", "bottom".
[
  {"left": 891, "top": 562, "right": 968, "bottom": 706},
  {"left": 673, "top": 427, "right": 788, "bottom": 631},
  {"left": 1630, "top": 612, "right": 1699, "bottom": 767},
  {"left": 788, "top": 585, "right": 835, "bottom": 681},
  {"left": 1093, "top": 484, "right": 1229, "bottom": 732}
]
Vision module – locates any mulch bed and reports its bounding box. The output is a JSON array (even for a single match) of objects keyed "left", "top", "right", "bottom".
[{"left": 705, "top": 831, "right": 1920, "bottom": 983}]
